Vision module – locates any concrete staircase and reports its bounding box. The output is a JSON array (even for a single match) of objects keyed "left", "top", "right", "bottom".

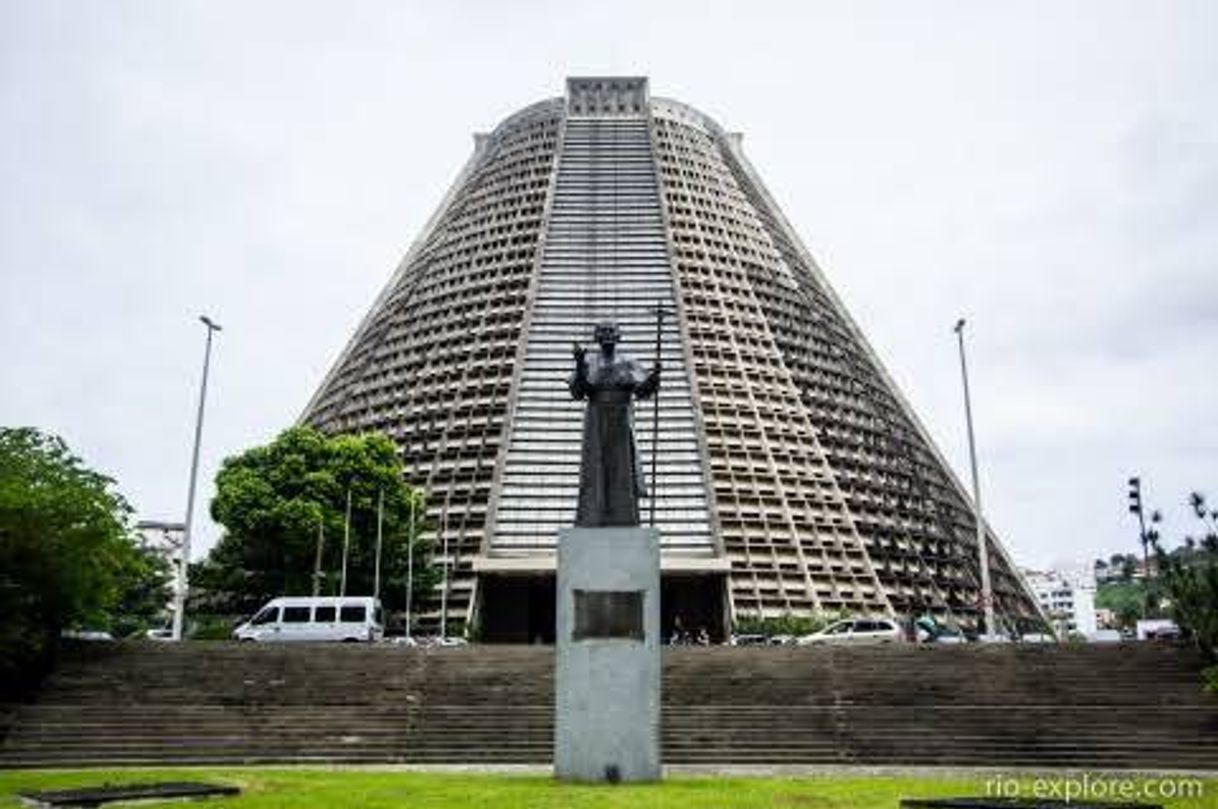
[{"left": 2, "top": 642, "right": 1215, "bottom": 769}]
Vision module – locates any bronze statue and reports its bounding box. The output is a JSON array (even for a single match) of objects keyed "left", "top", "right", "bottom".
[{"left": 570, "top": 322, "right": 661, "bottom": 527}]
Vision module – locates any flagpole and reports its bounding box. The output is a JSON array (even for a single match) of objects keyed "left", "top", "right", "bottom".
[
  {"left": 312, "top": 513, "right": 324, "bottom": 597},
  {"left": 340, "top": 487, "right": 352, "bottom": 597},
  {"left": 373, "top": 488, "right": 384, "bottom": 601}
]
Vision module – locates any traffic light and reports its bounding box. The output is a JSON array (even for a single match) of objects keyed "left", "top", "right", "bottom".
[{"left": 1128, "top": 476, "right": 1142, "bottom": 515}]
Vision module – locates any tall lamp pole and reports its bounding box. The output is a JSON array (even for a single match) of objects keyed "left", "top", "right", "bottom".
[
  {"left": 439, "top": 508, "right": 449, "bottom": 641},
  {"left": 173, "top": 315, "right": 221, "bottom": 642},
  {"left": 405, "top": 491, "right": 417, "bottom": 639},
  {"left": 954, "top": 318, "right": 995, "bottom": 639}
]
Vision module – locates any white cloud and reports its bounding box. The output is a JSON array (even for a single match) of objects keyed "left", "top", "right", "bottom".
[{"left": 1, "top": 0, "right": 1214, "bottom": 570}]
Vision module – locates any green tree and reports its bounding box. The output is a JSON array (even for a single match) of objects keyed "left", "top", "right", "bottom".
[
  {"left": 1095, "top": 579, "right": 1163, "bottom": 629},
  {"left": 1187, "top": 491, "right": 1218, "bottom": 545},
  {"left": 1103, "top": 553, "right": 1137, "bottom": 581},
  {"left": 193, "top": 426, "right": 436, "bottom": 620},
  {"left": 110, "top": 544, "right": 173, "bottom": 637},
  {"left": 0, "top": 427, "right": 165, "bottom": 694},
  {"left": 1154, "top": 533, "right": 1218, "bottom": 660},
  {"left": 732, "top": 611, "right": 845, "bottom": 638},
  {"left": 1120, "top": 486, "right": 1218, "bottom": 664}
]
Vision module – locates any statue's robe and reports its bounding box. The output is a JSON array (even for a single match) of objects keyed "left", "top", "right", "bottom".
[{"left": 569, "top": 350, "right": 659, "bottom": 527}]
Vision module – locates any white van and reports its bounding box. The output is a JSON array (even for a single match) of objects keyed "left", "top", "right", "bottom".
[{"left": 232, "top": 596, "right": 384, "bottom": 643}]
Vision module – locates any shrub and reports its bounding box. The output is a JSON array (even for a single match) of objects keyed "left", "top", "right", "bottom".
[
  {"left": 732, "top": 611, "right": 845, "bottom": 638},
  {"left": 189, "top": 615, "right": 240, "bottom": 641}
]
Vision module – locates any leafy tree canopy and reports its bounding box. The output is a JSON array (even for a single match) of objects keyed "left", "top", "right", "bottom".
[
  {"left": 1096, "top": 579, "right": 1166, "bottom": 628},
  {"left": 732, "top": 611, "right": 846, "bottom": 639},
  {"left": 1155, "top": 533, "right": 1218, "bottom": 660},
  {"left": 1121, "top": 482, "right": 1218, "bottom": 661},
  {"left": 193, "top": 426, "right": 436, "bottom": 618},
  {"left": 0, "top": 427, "right": 168, "bottom": 692}
]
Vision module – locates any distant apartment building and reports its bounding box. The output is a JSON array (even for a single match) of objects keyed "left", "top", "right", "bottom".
[
  {"left": 1024, "top": 567, "right": 1098, "bottom": 637},
  {"left": 1095, "top": 607, "right": 1118, "bottom": 630},
  {"left": 136, "top": 520, "right": 184, "bottom": 618},
  {"left": 1093, "top": 554, "right": 1154, "bottom": 583}
]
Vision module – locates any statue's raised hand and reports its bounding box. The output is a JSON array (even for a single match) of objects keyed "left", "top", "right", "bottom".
[{"left": 572, "top": 341, "right": 586, "bottom": 360}]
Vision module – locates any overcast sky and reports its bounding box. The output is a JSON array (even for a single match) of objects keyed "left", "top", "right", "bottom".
[{"left": 2, "top": 1, "right": 1214, "bottom": 571}]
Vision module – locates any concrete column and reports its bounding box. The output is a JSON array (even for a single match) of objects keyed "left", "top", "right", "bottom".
[{"left": 555, "top": 527, "right": 661, "bottom": 782}]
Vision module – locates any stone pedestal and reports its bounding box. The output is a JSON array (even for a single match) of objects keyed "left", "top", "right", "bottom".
[{"left": 554, "top": 526, "right": 661, "bottom": 782}]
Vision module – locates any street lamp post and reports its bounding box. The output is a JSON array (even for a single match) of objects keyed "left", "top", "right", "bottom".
[
  {"left": 1127, "top": 477, "right": 1160, "bottom": 617},
  {"left": 173, "top": 315, "right": 221, "bottom": 642},
  {"left": 439, "top": 508, "right": 449, "bottom": 641},
  {"left": 405, "top": 491, "right": 416, "bottom": 639},
  {"left": 954, "top": 318, "right": 996, "bottom": 639}
]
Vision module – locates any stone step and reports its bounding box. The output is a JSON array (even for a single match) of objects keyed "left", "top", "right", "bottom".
[{"left": 5, "top": 642, "right": 1215, "bottom": 769}]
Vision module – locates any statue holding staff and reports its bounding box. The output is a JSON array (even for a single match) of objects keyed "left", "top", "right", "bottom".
[{"left": 569, "top": 321, "right": 661, "bottom": 527}]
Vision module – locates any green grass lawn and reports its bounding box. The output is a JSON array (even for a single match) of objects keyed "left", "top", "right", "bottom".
[{"left": 1, "top": 769, "right": 1215, "bottom": 808}]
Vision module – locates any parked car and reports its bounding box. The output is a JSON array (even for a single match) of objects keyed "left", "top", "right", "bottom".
[
  {"left": 1087, "top": 629, "right": 1123, "bottom": 643},
  {"left": 232, "top": 596, "right": 383, "bottom": 643},
  {"left": 390, "top": 635, "right": 421, "bottom": 647},
  {"left": 919, "top": 626, "right": 967, "bottom": 644},
  {"left": 913, "top": 616, "right": 966, "bottom": 644},
  {"left": 797, "top": 618, "right": 903, "bottom": 646},
  {"left": 144, "top": 628, "right": 174, "bottom": 642},
  {"left": 729, "top": 634, "right": 769, "bottom": 646},
  {"left": 61, "top": 629, "right": 114, "bottom": 642},
  {"left": 1136, "top": 619, "right": 1181, "bottom": 641}
]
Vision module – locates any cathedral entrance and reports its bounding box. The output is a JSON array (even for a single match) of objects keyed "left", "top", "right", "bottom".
[
  {"left": 477, "top": 573, "right": 725, "bottom": 644},
  {"left": 478, "top": 576, "right": 556, "bottom": 644},
  {"left": 662, "top": 575, "right": 727, "bottom": 644}
]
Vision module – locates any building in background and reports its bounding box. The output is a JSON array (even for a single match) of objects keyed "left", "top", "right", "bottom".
[
  {"left": 1025, "top": 567, "right": 1098, "bottom": 638},
  {"left": 302, "top": 77, "right": 1045, "bottom": 641},
  {"left": 135, "top": 519, "right": 185, "bottom": 621}
]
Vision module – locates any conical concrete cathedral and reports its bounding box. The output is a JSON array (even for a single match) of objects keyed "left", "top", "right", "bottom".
[{"left": 303, "top": 77, "right": 1043, "bottom": 640}]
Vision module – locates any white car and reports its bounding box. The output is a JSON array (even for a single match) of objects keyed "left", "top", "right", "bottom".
[
  {"left": 61, "top": 629, "right": 114, "bottom": 642},
  {"left": 797, "top": 618, "right": 903, "bottom": 646},
  {"left": 728, "top": 634, "right": 769, "bottom": 646},
  {"left": 390, "top": 635, "right": 421, "bottom": 647},
  {"left": 1087, "top": 629, "right": 1123, "bottom": 643},
  {"left": 914, "top": 617, "right": 967, "bottom": 644},
  {"left": 232, "top": 596, "right": 383, "bottom": 643}
]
